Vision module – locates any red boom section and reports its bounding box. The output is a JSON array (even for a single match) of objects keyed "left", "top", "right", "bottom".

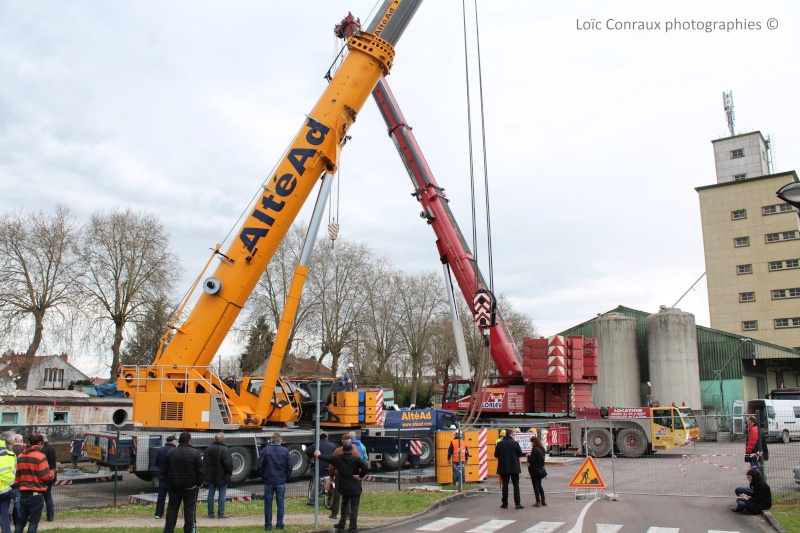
[{"left": 371, "top": 78, "right": 522, "bottom": 379}]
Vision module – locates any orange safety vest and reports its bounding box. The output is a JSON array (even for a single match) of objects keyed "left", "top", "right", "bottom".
[{"left": 450, "top": 439, "right": 467, "bottom": 463}]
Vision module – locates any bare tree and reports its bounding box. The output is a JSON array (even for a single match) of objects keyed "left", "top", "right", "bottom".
[
  {"left": 356, "top": 257, "right": 403, "bottom": 380},
  {"left": 306, "top": 238, "right": 371, "bottom": 377},
  {"left": 0, "top": 205, "right": 81, "bottom": 389},
  {"left": 78, "top": 208, "right": 182, "bottom": 380},
  {"left": 496, "top": 294, "right": 538, "bottom": 351},
  {"left": 395, "top": 270, "right": 448, "bottom": 405},
  {"left": 427, "top": 312, "right": 459, "bottom": 384}
]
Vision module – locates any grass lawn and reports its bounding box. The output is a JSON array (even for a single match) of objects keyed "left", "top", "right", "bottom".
[{"left": 770, "top": 493, "right": 800, "bottom": 532}]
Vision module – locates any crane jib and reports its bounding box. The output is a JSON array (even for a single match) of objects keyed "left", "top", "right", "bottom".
[{"left": 239, "top": 118, "right": 332, "bottom": 253}]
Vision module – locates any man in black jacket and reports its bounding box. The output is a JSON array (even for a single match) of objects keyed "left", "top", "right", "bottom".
[
  {"left": 494, "top": 429, "right": 524, "bottom": 509},
  {"left": 315, "top": 443, "right": 368, "bottom": 533},
  {"left": 41, "top": 434, "right": 57, "bottom": 522},
  {"left": 204, "top": 433, "right": 233, "bottom": 519},
  {"left": 163, "top": 432, "right": 204, "bottom": 533},
  {"left": 304, "top": 433, "right": 337, "bottom": 505},
  {"left": 154, "top": 435, "right": 177, "bottom": 519}
]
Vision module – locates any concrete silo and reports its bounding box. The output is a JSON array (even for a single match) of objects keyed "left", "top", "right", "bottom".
[
  {"left": 592, "top": 312, "right": 641, "bottom": 407},
  {"left": 646, "top": 307, "right": 702, "bottom": 410}
]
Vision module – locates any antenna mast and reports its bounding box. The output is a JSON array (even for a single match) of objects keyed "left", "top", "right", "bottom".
[{"left": 722, "top": 90, "right": 735, "bottom": 136}]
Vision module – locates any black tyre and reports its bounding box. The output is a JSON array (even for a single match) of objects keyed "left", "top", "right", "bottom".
[
  {"left": 781, "top": 430, "right": 790, "bottom": 444},
  {"left": 323, "top": 482, "right": 335, "bottom": 510},
  {"left": 616, "top": 428, "right": 648, "bottom": 458},
  {"left": 287, "top": 444, "right": 309, "bottom": 479},
  {"left": 417, "top": 437, "right": 435, "bottom": 466},
  {"left": 585, "top": 428, "right": 612, "bottom": 457},
  {"left": 380, "top": 451, "right": 408, "bottom": 470},
  {"left": 229, "top": 446, "right": 253, "bottom": 485},
  {"left": 134, "top": 471, "right": 155, "bottom": 482}
]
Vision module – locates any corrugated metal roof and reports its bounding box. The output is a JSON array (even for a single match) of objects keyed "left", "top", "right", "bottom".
[
  {"left": 0, "top": 390, "right": 90, "bottom": 399},
  {"left": 559, "top": 306, "right": 800, "bottom": 382}
]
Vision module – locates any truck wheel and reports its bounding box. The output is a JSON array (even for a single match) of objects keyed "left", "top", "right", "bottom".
[
  {"left": 586, "top": 428, "right": 612, "bottom": 457},
  {"left": 287, "top": 444, "right": 309, "bottom": 479},
  {"left": 616, "top": 428, "right": 648, "bottom": 458},
  {"left": 417, "top": 437, "right": 435, "bottom": 466},
  {"left": 381, "top": 452, "right": 408, "bottom": 470},
  {"left": 229, "top": 446, "right": 253, "bottom": 485},
  {"left": 781, "top": 430, "right": 790, "bottom": 444}
]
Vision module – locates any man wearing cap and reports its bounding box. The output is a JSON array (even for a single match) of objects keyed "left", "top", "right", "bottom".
[
  {"left": 315, "top": 442, "right": 368, "bottom": 533},
  {"left": 343, "top": 364, "right": 357, "bottom": 392},
  {"left": 154, "top": 436, "right": 177, "bottom": 519},
  {"left": 447, "top": 426, "right": 469, "bottom": 485},
  {"left": 329, "top": 435, "right": 360, "bottom": 521},
  {"left": 14, "top": 433, "right": 54, "bottom": 532}
]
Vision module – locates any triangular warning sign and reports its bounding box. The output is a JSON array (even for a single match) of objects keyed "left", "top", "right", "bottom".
[{"left": 568, "top": 456, "right": 606, "bottom": 489}]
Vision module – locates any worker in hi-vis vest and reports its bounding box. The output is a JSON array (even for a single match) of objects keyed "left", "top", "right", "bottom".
[{"left": 447, "top": 425, "right": 469, "bottom": 484}]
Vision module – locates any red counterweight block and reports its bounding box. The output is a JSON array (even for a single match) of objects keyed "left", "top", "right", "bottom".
[{"left": 567, "top": 336, "right": 585, "bottom": 380}]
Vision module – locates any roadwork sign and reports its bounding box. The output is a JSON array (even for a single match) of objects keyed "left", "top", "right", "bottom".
[{"left": 568, "top": 456, "right": 606, "bottom": 489}]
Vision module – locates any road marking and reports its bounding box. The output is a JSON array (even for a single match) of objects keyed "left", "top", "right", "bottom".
[
  {"left": 596, "top": 526, "right": 623, "bottom": 533},
  {"left": 465, "top": 519, "right": 517, "bottom": 532},
  {"left": 565, "top": 499, "right": 600, "bottom": 533},
  {"left": 416, "top": 517, "right": 469, "bottom": 531},
  {"left": 521, "top": 522, "right": 567, "bottom": 532},
  {"left": 708, "top": 531, "right": 739, "bottom": 533},
  {"left": 646, "top": 529, "right": 679, "bottom": 533}
]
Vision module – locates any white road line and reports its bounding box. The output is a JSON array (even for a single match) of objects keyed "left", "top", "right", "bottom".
[
  {"left": 521, "top": 522, "right": 567, "bottom": 532},
  {"left": 708, "top": 531, "right": 740, "bottom": 533},
  {"left": 415, "top": 517, "right": 470, "bottom": 531},
  {"left": 646, "top": 529, "right": 679, "bottom": 533},
  {"left": 596, "top": 525, "right": 623, "bottom": 533},
  {"left": 565, "top": 498, "right": 601, "bottom": 533},
  {"left": 465, "top": 519, "right": 517, "bottom": 533}
]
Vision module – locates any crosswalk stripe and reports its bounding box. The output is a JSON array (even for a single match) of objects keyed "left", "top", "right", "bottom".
[
  {"left": 708, "top": 531, "right": 739, "bottom": 533},
  {"left": 416, "top": 517, "right": 470, "bottom": 531},
  {"left": 596, "top": 526, "right": 623, "bottom": 533},
  {"left": 521, "top": 522, "right": 566, "bottom": 532},
  {"left": 465, "top": 519, "right": 517, "bottom": 533},
  {"left": 647, "top": 529, "right": 679, "bottom": 533}
]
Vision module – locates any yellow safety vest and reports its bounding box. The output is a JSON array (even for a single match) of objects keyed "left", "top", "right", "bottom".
[{"left": 0, "top": 442, "right": 16, "bottom": 498}]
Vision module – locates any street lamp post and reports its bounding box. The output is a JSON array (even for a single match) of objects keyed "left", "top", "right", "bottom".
[{"left": 776, "top": 182, "right": 800, "bottom": 220}]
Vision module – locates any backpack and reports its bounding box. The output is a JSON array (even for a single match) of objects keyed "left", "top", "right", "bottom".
[{"left": 351, "top": 439, "right": 368, "bottom": 461}]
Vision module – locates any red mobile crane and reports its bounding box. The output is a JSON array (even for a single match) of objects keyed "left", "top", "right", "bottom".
[{"left": 367, "top": 73, "right": 598, "bottom": 417}]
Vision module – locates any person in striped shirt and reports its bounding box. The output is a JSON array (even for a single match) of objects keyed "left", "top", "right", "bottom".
[{"left": 14, "top": 434, "right": 53, "bottom": 533}]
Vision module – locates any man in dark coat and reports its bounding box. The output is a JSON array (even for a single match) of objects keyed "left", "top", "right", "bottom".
[
  {"left": 154, "top": 435, "right": 177, "bottom": 519},
  {"left": 304, "top": 433, "right": 337, "bottom": 505},
  {"left": 40, "top": 434, "right": 57, "bottom": 522},
  {"left": 256, "top": 433, "right": 293, "bottom": 531},
  {"left": 163, "top": 432, "right": 204, "bottom": 533},
  {"left": 494, "top": 428, "right": 524, "bottom": 509},
  {"left": 204, "top": 433, "right": 233, "bottom": 519},
  {"left": 315, "top": 442, "right": 369, "bottom": 533},
  {"left": 328, "top": 435, "right": 361, "bottom": 521}
]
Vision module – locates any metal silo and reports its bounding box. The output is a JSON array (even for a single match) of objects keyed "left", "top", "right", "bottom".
[
  {"left": 592, "top": 312, "right": 641, "bottom": 407},
  {"left": 646, "top": 307, "right": 702, "bottom": 410}
]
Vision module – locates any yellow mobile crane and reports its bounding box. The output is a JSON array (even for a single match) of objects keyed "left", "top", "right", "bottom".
[{"left": 83, "top": 1, "right": 425, "bottom": 483}]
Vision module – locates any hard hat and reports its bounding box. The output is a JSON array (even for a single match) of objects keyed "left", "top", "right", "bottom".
[
  {"left": 499, "top": 429, "right": 506, "bottom": 436},
  {"left": 449, "top": 425, "right": 457, "bottom": 430},
  {"left": 529, "top": 428, "right": 536, "bottom": 433},
  {"left": 347, "top": 363, "right": 354, "bottom": 368}
]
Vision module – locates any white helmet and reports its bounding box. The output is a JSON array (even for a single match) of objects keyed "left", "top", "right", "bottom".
[{"left": 347, "top": 363, "right": 354, "bottom": 369}]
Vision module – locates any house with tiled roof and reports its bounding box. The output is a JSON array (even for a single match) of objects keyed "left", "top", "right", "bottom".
[{"left": 0, "top": 352, "right": 91, "bottom": 391}]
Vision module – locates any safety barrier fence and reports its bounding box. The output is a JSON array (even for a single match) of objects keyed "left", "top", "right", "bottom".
[{"left": 1, "top": 413, "right": 797, "bottom": 512}]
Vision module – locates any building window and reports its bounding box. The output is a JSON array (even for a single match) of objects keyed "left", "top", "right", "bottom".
[
  {"left": 767, "top": 233, "right": 781, "bottom": 243},
  {"left": 51, "top": 411, "right": 70, "bottom": 424},
  {"left": 772, "top": 288, "right": 800, "bottom": 300},
  {"left": 766, "top": 231, "right": 798, "bottom": 243},
  {"left": 739, "top": 292, "right": 755, "bottom": 302},
  {"left": 775, "top": 318, "right": 800, "bottom": 329},
  {"left": 734, "top": 237, "right": 750, "bottom": 247},
  {"left": 734, "top": 173, "right": 747, "bottom": 181},
  {"left": 732, "top": 209, "right": 747, "bottom": 220},
  {"left": 731, "top": 149, "right": 744, "bottom": 158},
  {"left": 737, "top": 264, "right": 752, "bottom": 275},
  {"left": 780, "top": 203, "right": 794, "bottom": 213},
  {"left": 0, "top": 412, "right": 19, "bottom": 425},
  {"left": 770, "top": 261, "right": 783, "bottom": 271},
  {"left": 788, "top": 260, "right": 800, "bottom": 269},
  {"left": 763, "top": 205, "right": 778, "bottom": 215},
  {"left": 742, "top": 320, "right": 758, "bottom": 331},
  {"left": 43, "top": 368, "right": 65, "bottom": 388},
  {"left": 784, "top": 231, "right": 798, "bottom": 241}
]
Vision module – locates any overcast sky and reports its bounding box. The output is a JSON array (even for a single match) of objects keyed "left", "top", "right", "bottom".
[{"left": 2, "top": 1, "right": 798, "bottom": 375}]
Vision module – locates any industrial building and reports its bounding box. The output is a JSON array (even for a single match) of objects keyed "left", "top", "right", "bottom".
[
  {"left": 696, "top": 128, "right": 800, "bottom": 350},
  {"left": 560, "top": 306, "right": 800, "bottom": 419}
]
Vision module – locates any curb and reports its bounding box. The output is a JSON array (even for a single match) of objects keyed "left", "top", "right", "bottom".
[{"left": 762, "top": 510, "right": 787, "bottom": 533}]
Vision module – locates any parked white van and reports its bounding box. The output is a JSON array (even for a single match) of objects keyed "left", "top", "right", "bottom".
[{"left": 745, "top": 399, "right": 800, "bottom": 443}]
